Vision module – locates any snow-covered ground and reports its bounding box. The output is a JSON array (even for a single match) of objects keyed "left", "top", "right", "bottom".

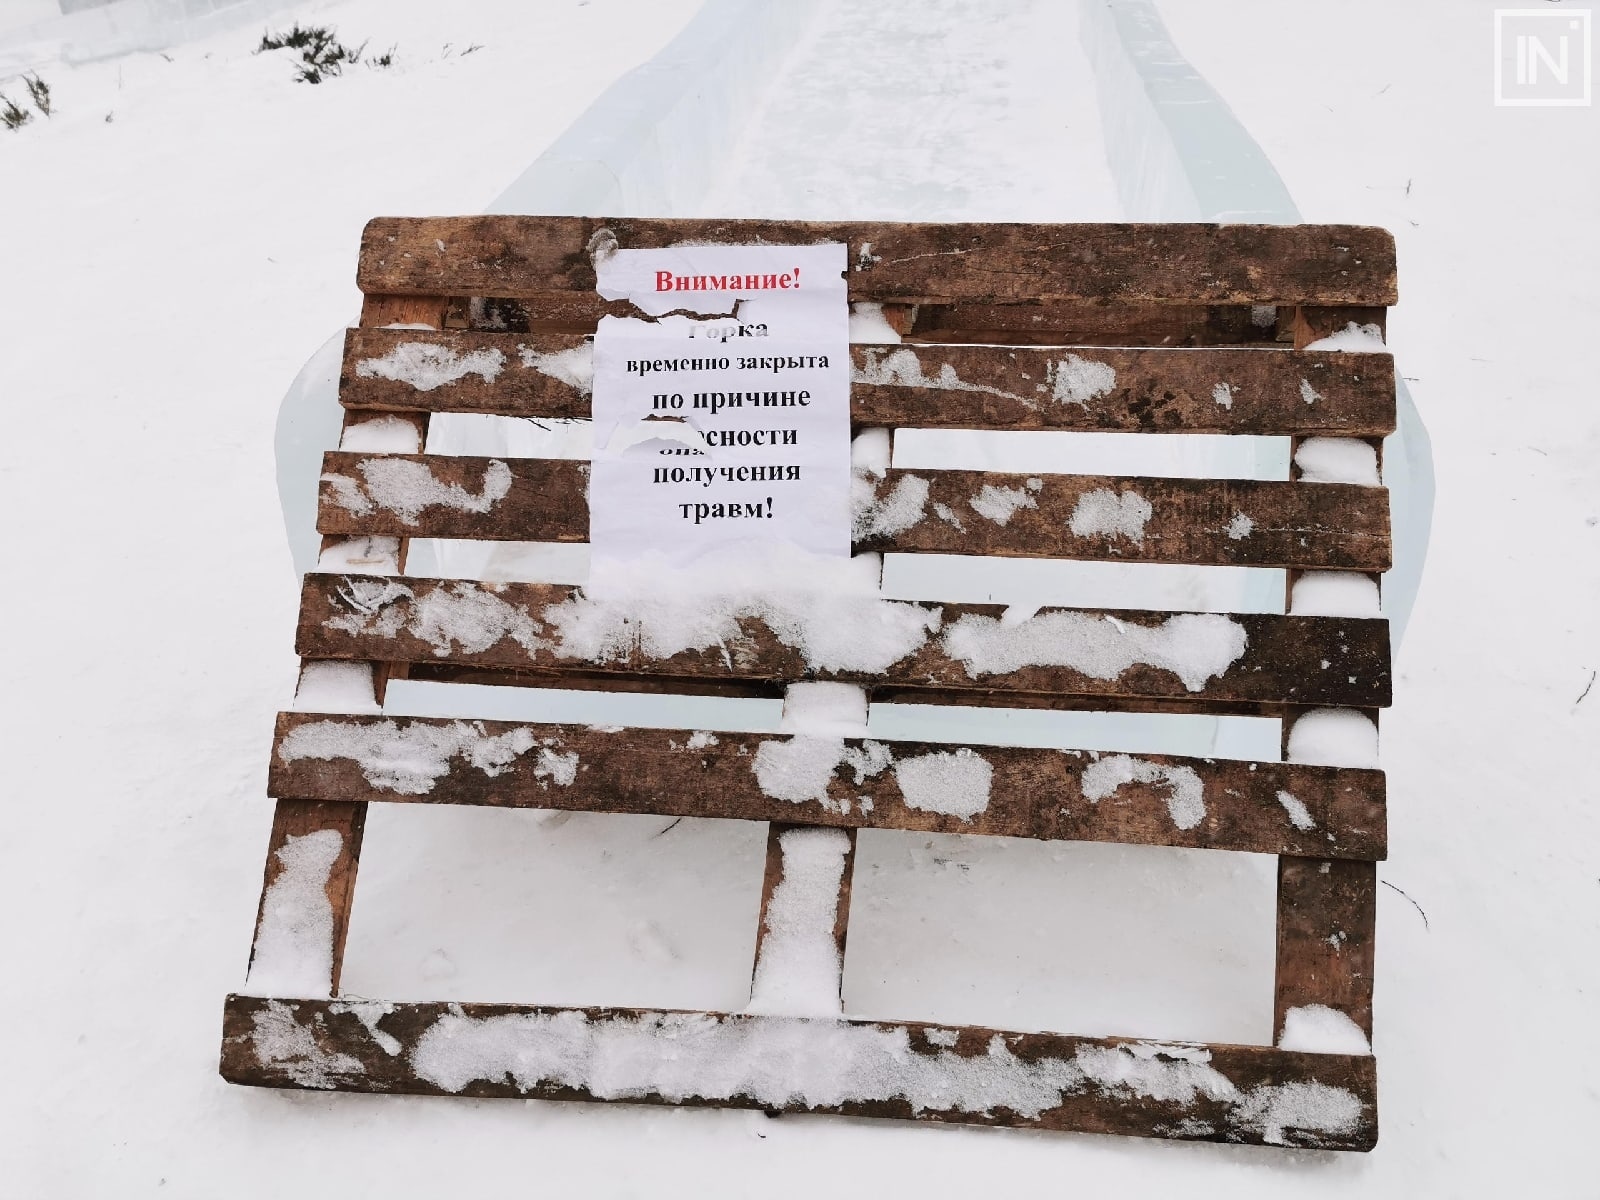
[{"left": 2, "top": 0, "right": 1597, "bottom": 1194}]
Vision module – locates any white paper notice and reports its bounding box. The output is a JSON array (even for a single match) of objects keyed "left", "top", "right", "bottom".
[{"left": 588, "top": 243, "right": 850, "bottom": 582}]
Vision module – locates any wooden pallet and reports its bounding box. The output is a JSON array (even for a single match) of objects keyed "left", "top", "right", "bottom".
[{"left": 222, "top": 217, "right": 1396, "bottom": 1151}]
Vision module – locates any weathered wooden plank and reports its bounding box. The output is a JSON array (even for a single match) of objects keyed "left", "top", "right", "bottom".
[
  {"left": 317, "top": 452, "right": 590, "bottom": 542},
  {"left": 268, "top": 714, "right": 1388, "bottom": 859},
  {"left": 855, "top": 470, "right": 1390, "bottom": 571},
  {"left": 246, "top": 799, "right": 366, "bottom": 996},
  {"left": 294, "top": 573, "right": 1392, "bottom": 708},
  {"left": 358, "top": 217, "right": 1398, "bottom": 307},
  {"left": 307, "top": 450, "right": 1384, "bottom": 569},
  {"left": 220, "top": 996, "right": 1377, "bottom": 1149},
  {"left": 1274, "top": 858, "right": 1378, "bottom": 1043},
  {"left": 315, "top": 454, "right": 1389, "bottom": 571},
  {"left": 749, "top": 825, "right": 857, "bottom": 1013},
  {"left": 908, "top": 301, "right": 1283, "bottom": 347},
  {"left": 851, "top": 343, "right": 1394, "bottom": 434},
  {"left": 338, "top": 328, "right": 1396, "bottom": 436},
  {"left": 340, "top": 328, "right": 594, "bottom": 420}
]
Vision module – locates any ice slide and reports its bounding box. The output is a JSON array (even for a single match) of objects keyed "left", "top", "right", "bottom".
[{"left": 274, "top": 0, "right": 1434, "bottom": 1043}]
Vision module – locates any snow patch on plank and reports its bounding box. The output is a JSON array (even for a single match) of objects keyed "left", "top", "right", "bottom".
[
  {"left": 519, "top": 344, "right": 594, "bottom": 395},
  {"left": 278, "top": 718, "right": 577, "bottom": 795},
  {"left": 1082, "top": 754, "right": 1206, "bottom": 830},
  {"left": 1212, "top": 383, "right": 1234, "bottom": 410},
  {"left": 753, "top": 736, "right": 892, "bottom": 810},
  {"left": 321, "top": 567, "right": 943, "bottom": 676},
  {"left": 402, "top": 1010, "right": 1364, "bottom": 1144},
  {"left": 247, "top": 1001, "right": 364, "bottom": 1089},
  {"left": 852, "top": 472, "right": 930, "bottom": 538},
  {"left": 243, "top": 830, "right": 342, "bottom": 997},
  {"left": 323, "top": 458, "right": 513, "bottom": 524},
  {"left": 969, "top": 478, "right": 1041, "bottom": 526},
  {"left": 1225, "top": 513, "right": 1254, "bottom": 541},
  {"left": 1069, "top": 488, "right": 1153, "bottom": 544},
  {"left": 356, "top": 342, "right": 505, "bottom": 391},
  {"left": 330, "top": 1000, "right": 401, "bottom": 1056},
  {"left": 1278, "top": 1005, "right": 1371, "bottom": 1055},
  {"left": 893, "top": 748, "right": 993, "bottom": 819},
  {"left": 943, "top": 610, "right": 1248, "bottom": 692},
  {"left": 853, "top": 347, "right": 1030, "bottom": 404},
  {"left": 747, "top": 827, "right": 852, "bottom": 1016},
  {"left": 1048, "top": 354, "right": 1116, "bottom": 406},
  {"left": 1276, "top": 790, "right": 1316, "bottom": 831}
]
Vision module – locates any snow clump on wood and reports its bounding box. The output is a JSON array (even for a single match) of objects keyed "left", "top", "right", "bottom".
[
  {"left": 1081, "top": 754, "right": 1206, "bottom": 830},
  {"left": 277, "top": 718, "right": 577, "bottom": 795},
  {"left": 355, "top": 341, "right": 504, "bottom": 390}
]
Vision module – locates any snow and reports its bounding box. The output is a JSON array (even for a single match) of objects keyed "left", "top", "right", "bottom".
[
  {"left": 1068, "top": 487, "right": 1154, "bottom": 543},
  {"left": 752, "top": 736, "right": 892, "bottom": 811},
  {"left": 5, "top": 0, "right": 1599, "bottom": 1192},
  {"left": 277, "top": 718, "right": 578, "bottom": 795},
  {"left": 1295, "top": 437, "right": 1381, "bottom": 485},
  {"left": 1290, "top": 571, "right": 1382, "bottom": 617},
  {"left": 293, "top": 660, "right": 379, "bottom": 714},
  {"left": 518, "top": 343, "right": 594, "bottom": 395},
  {"left": 1048, "top": 354, "right": 1118, "bottom": 406},
  {"left": 340, "top": 415, "right": 424, "bottom": 453},
  {"left": 780, "top": 682, "right": 869, "bottom": 736},
  {"left": 847, "top": 302, "right": 904, "bottom": 345},
  {"left": 402, "top": 1006, "right": 1362, "bottom": 1142},
  {"left": 852, "top": 471, "right": 930, "bottom": 539},
  {"left": 942, "top": 610, "right": 1249, "bottom": 692},
  {"left": 1277, "top": 1004, "right": 1372, "bottom": 1056},
  {"left": 348, "top": 551, "right": 941, "bottom": 674},
  {"left": 1275, "top": 790, "right": 1316, "bottom": 832},
  {"left": 244, "top": 1000, "right": 366, "bottom": 1089},
  {"left": 1224, "top": 512, "right": 1254, "bottom": 540},
  {"left": 746, "top": 827, "right": 852, "bottom": 1016},
  {"left": 1082, "top": 754, "right": 1206, "bottom": 830},
  {"left": 893, "top": 748, "right": 994, "bottom": 819},
  {"left": 853, "top": 346, "right": 1030, "bottom": 403},
  {"left": 849, "top": 427, "right": 892, "bottom": 477},
  {"left": 1285, "top": 709, "right": 1380, "bottom": 769},
  {"left": 968, "top": 480, "right": 1040, "bottom": 525},
  {"left": 241, "top": 830, "right": 342, "bottom": 997},
  {"left": 1303, "top": 322, "right": 1388, "bottom": 353},
  {"left": 322, "top": 456, "right": 513, "bottom": 524},
  {"left": 316, "top": 534, "right": 400, "bottom": 574},
  {"left": 355, "top": 341, "right": 506, "bottom": 391}
]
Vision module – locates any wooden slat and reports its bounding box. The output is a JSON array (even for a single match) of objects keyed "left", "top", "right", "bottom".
[
  {"left": 907, "top": 301, "right": 1283, "bottom": 347},
  {"left": 358, "top": 217, "right": 1397, "bottom": 307},
  {"left": 246, "top": 799, "right": 366, "bottom": 995},
  {"left": 315, "top": 454, "right": 1389, "bottom": 572},
  {"left": 318, "top": 452, "right": 590, "bottom": 543},
  {"left": 1274, "top": 858, "right": 1378, "bottom": 1043},
  {"left": 294, "top": 573, "right": 1392, "bottom": 708},
  {"left": 856, "top": 470, "right": 1389, "bottom": 570},
  {"left": 220, "top": 996, "right": 1377, "bottom": 1150},
  {"left": 338, "top": 328, "right": 1396, "bottom": 437},
  {"left": 750, "top": 825, "right": 857, "bottom": 1012},
  {"left": 268, "top": 714, "right": 1387, "bottom": 859}
]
